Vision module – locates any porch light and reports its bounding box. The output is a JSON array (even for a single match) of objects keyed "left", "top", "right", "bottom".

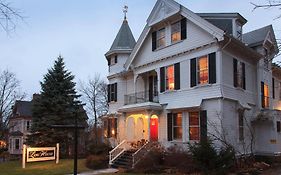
[{"left": 111, "top": 129, "right": 115, "bottom": 135}]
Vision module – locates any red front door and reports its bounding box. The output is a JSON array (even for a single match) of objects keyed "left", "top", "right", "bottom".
[{"left": 150, "top": 117, "right": 158, "bottom": 141}]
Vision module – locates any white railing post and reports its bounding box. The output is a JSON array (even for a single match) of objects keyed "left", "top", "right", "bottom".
[
  {"left": 22, "top": 144, "right": 26, "bottom": 168},
  {"left": 109, "top": 140, "right": 128, "bottom": 165},
  {"left": 56, "top": 143, "right": 59, "bottom": 164}
]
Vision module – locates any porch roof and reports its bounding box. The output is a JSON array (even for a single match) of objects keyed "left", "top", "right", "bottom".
[{"left": 118, "top": 102, "right": 162, "bottom": 113}]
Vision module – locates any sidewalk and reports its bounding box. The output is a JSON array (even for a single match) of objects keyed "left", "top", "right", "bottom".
[{"left": 68, "top": 168, "right": 119, "bottom": 175}]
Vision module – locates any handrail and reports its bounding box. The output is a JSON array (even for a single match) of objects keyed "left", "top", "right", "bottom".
[
  {"left": 109, "top": 140, "right": 128, "bottom": 165},
  {"left": 132, "top": 141, "right": 153, "bottom": 168}
]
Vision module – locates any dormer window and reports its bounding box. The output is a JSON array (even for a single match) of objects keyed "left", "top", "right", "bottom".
[
  {"left": 171, "top": 21, "right": 181, "bottom": 43},
  {"left": 110, "top": 56, "right": 118, "bottom": 66},
  {"left": 157, "top": 28, "right": 166, "bottom": 48}
]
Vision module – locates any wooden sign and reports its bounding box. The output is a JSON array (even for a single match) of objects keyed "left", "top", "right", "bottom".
[
  {"left": 22, "top": 143, "right": 59, "bottom": 168},
  {"left": 27, "top": 147, "right": 56, "bottom": 162}
]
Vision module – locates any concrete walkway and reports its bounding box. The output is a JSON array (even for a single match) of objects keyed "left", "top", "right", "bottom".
[{"left": 67, "top": 168, "right": 119, "bottom": 175}]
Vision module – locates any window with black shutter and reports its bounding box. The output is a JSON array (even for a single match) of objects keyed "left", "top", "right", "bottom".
[
  {"left": 107, "top": 85, "right": 110, "bottom": 102},
  {"left": 261, "top": 81, "right": 269, "bottom": 108},
  {"left": 160, "top": 63, "right": 180, "bottom": 92},
  {"left": 152, "top": 31, "right": 157, "bottom": 51},
  {"left": 200, "top": 110, "right": 207, "bottom": 141},
  {"left": 181, "top": 18, "right": 187, "bottom": 40},
  {"left": 233, "top": 58, "right": 246, "bottom": 89},
  {"left": 277, "top": 121, "right": 281, "bottom": 132},
  {"left": 160, "top": 67, "right": 165, "bottom": 93},
  {"left": 108, "top": 83, "right": 118, "bottom": 102},
  {"left": 174, "top": 63, "right": 180, "bottom": 90},
  {"left": 190, "top": 53, "right": 216, "bottom": 87},
  {"left": 167, "top": 113, "right": 173, "bottom": 141}
]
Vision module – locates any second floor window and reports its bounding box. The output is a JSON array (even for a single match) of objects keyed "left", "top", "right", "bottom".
[
  {"left": 198, "top": 56, "right": 209, "bottom": 85},
  {"left": 160, "top": 63, "right": 180, "bottom": 92},
  {"left": 191, "top": 53, "right": 216, "bottom": 87},
  {"left": 261, "top": 81, "right": 269, "bottom": 108},
  {"left": 157, "top": 28, "right": 165, "bottom": 48},
  {"left": 166, "top": 65, "right": 174, "bottom": 90},
  {"left": 233, "top": 58, "right": 246, "bottom": 89},
  {"left": 107, "top": 83, "right": 117, "bottom": 102}
]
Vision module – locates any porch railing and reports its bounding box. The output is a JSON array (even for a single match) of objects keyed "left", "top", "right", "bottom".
[
  {"left": 124, "top": 91, "right": 159, "bottom": 105},
  {"left": 132, "top": 141, "right": 154, "bottom": 168},
  {"left": 109, "top": 140, "right": 130, "bottom": 165}
]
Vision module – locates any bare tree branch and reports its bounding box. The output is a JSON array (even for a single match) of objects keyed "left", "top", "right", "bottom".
[
  {"left": 79, "top": 74, "right": 108, "bottom": 145},
  {"left": 0, "top": 0, "right": 24, "bottom": 33},
  {"left": 251, "top": 1, "right": 281, "bottom": 19},
  {"left": 0, "top": 69, "right": 25, "bottom": 139}
]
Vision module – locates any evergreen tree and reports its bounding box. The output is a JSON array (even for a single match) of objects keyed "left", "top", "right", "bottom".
[{"left": 27, "top": 56, "right": 87, "bottom": 157}]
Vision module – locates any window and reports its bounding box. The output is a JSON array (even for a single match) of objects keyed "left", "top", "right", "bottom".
[
  {"left": 189, "top": 112, "right": 200, "bottom": 141},
  {"left": 279, "top": 82, "right": 281, "bottom": 100},
  {"left": 166, "top": 65, "right": 175, "bottom": 90},
  {"left": 160, "top": 63, "right": 180, "bottom": 92},
  {"left": 273, "top": 78, "right": 275, "bottom": 99},
  {"left": 236, "top": 22, "right": 242, "bottom": 40},
  {"left": 9, "top": 139, "right": 12, "bottom": 150},
  {"left": 104, "top": 118, "right": 117, "bottom": 138},
  {"left": 107, "top": 83, "right": 117, "bottom": 102},
  {"left": 190, "top": 53, "right": 216, "bottom": 87},
  {"left": 198, "top": 56, "right": 209, "bottom": 85},
  {"left": 171, "top": 21, "right": 181, "bottom": 43},
  {"left": 15, "top": 139, "right": 19, "bottom": 150},
  {"left": 261, "top": 82, "right": 269, "bottom": 108},
  {"left": 277, "top": 121, "right": 281, "bottom": 133},
  {"left": 233, "top": 58, "right": 246, "bottom": 89},
  {"left": 173, "top": 113, "right": 182, "bottom": 140},
  {"left": 26, "top": 121, "right": 30, "bottom": 131},
  {"left": 156, "top": 28, "right": 165, "bottom": 48},
  {"left": 238, "top": 111, "right": 244, "bottom": 141}
]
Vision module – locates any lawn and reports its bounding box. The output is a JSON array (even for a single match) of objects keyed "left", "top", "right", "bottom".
[{"left": 0, "top": 159, "right": 92, "bottom": 175}]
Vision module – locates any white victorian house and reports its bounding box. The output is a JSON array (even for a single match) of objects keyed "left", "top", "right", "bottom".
[{"left": 103, "top": 0, "right": 280, "bottom": 168}]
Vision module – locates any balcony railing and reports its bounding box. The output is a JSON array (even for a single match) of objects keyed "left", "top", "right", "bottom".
[{"left": 124, "top": 91, "right": 159, "bottom": 105}]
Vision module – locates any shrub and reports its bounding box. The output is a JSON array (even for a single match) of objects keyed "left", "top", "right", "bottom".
[
  {"left": 189, "top": 139, "right": 236, "bottom": 175},
  {"left": 133, "top": 147, "right": 164, "bottom": 174},
  {"left": 85, "top": 155, "right": 108, "bottom": 170},
  {"left": 87, "top": 142, "right": 112, "bottom": 155}
]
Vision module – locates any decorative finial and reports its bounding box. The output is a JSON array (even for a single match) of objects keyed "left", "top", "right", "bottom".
[{"left": 123, "top": 5, "right": 128, "bottom": 20}]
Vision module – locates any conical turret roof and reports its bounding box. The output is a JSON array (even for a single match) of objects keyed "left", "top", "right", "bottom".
[{"left": 106, "top": 19, "right": 136, "bottom": 56}]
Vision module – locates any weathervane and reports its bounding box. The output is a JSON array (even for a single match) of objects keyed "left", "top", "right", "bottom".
[{"left": 123, "top": 5, "right": 128, "bottom": 20}]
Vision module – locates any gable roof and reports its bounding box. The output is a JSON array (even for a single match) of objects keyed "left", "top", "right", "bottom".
[
  {"left": 242, "top": 25, "right": 277, "bottom": 48},
  {"left": 12, "top": 100, "right": 32, "bottom": 117},
  {"left": 105, "top": 19, "right": 136, "bottom": 57},
  {"left": 124, "top": 0, "right": 225, "bottom": 70}
]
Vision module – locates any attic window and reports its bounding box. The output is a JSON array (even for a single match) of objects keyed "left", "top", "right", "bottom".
[
  {"left": 171, "top": 21, "right": 181, "bottom": 43},
  {"left": 156, "top": 28, "right": 166, "bottom": 48}
]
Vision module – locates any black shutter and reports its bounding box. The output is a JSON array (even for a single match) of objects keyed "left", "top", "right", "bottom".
[
  {"left": 200, "top": 110, "right": 207, "bottom": 142},
  {"left": 273, "top": 78, "right": 275, "bottom": 99},
  {"left": 110, "top": 84, "right": 114, "bottom": 102},
  {"left": 233, "top": 58, "right": 238, "bottom": 87},
  {"left": 208, "top": 52, "right": 216, "bottom": 84},
  {"left": 261, "top": 81, "right": 265, "bottom": 108},
  {"left": 152, "top": 31, "right": 157, "bottom": 51},
  {"left": 114, "top": 83, "right": 117, "bottom": 102},
  {"left": 167, "top": 113, "right": 173, "bottom": 141},
  {"left": 181, "top": 18, "right": 187, "bottom": 40},
  {"left": 242, "top": 62, "right": 246, "bottom": 90},
  {"left": 190, "top": 58, "right": 197, "bottom": 87},
  {"left": 115, "top": 56, "right": 118, "bottom": 64},
  {"left": 107, "top": 84, "right": 111, "bottom": 102},
  {"left": 174, "top": 63, "right": 180, "bottom": 90},
  {"left": 160, "top": 67, "right": 165, "bottom": 92},
  {"left": 107, "top": 118, "right": 110, "bottom": 138}
]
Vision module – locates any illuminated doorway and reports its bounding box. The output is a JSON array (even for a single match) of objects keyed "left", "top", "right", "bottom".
[{"left": 150, "top": 115, "right": 158, "bottom": 141}]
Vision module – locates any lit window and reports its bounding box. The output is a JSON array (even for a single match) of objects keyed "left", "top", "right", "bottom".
[
  {"left": 173, "top": 113, "right": 182, "bottom": 140},
  {"left": 264, "top": 84, "right": 269, "bottom": 108},
  {"left": 238, "top": 111, "right": 244, "bottom": 141},
  {"left": 156, "top": 28, "right": 165, "bottom": 48},
  {"left": 279, "top": 82, "right": 281, "bottom": 100},
  {"left": 198, "top": 56, "right": 208, "bottom": 85},
  {"left": 171, "top": 21, "right": 181, "bottom": 43},
  {"left": 189, "top": 112, "right": 200, "bottom": 141},
  {"left": 166, "top": 65, "right": 174, "bottom": 90}
]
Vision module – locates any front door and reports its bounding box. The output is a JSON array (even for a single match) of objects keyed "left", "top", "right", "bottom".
[{"left": 150, "top": 116, "right": 158, "bottom": 141}]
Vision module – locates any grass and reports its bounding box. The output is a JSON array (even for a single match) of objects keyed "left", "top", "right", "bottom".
[{"left": 0, "top": 159, "right": 92, "bottom": 175}]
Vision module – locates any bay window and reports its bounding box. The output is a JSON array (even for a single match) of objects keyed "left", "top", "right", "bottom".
[{"left": 261, "top": 81, "right": 269, "bottom": 108}]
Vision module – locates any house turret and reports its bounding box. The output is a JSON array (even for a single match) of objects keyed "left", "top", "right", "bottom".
[{"left": 105, "top": 10, "right": 136, "bottom": 75}]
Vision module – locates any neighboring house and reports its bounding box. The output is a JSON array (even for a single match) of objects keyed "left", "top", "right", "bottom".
[
  {"left": 104, "top": 0, "right": 280, "bottom": 166},
  {"left": 8, "top": 100, "right": 32, "bottom": 156}
]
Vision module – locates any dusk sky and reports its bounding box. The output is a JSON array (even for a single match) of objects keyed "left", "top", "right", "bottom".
[{"left": 0, "top": 0, "right": 280, "bottom": 100}]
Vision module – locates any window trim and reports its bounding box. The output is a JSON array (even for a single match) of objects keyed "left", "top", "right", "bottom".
[
  {"left": 156, "top": 28, "right": 166, "bottom": 49},
  {"left": 189, "top": 112, "right": 200, "bottom": 141},
  {"left": 171, "top": 20, "right": 181, "bottom": 44}
]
